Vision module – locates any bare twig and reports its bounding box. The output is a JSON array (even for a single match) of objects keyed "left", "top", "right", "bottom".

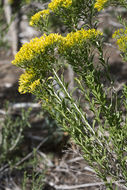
[
  {"left": 49, "top": 180, "right": 126, "bottom": 190},
  {"left": 0, "top": 163, "right": 9, "bottom": 173},
  {"left": 3, "top": 0, "right": 18, "bottom": 55},
  {"left": 50, "top": 182, "right": 105, "bottom": 190},
  {"left": 15, "top": 137, "right": 48, "bottom": 167},
  {"left": 37, "top": 150, "right": 54, "bottom": 167},
  {"left": 0, "top": 110, "right": 6, "bottom": 115},
  {"left": 0, "top": 137, "right": 48, "bottom": 176},
  {"left": 114, "top": 181, "right": 127, "bottom": 190},
  {"left": 9, "top": 127, "right": 23, "bottom": 152},
  {"left": 67, "top": 156, "right": 84, "bottom": 163},
  {"left": 11, "top": 103, "right": 41, "bottom": 110}
]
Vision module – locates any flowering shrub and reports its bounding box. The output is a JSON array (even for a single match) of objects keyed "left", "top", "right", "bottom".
[{"left": 12, "top": 0, "right": 127, "bottom": 189}]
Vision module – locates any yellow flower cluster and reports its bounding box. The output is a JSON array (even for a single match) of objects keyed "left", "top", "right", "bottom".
[
  {"left": 12, "top": 29, "right": 102, "bottom": 94},
  {"left": 30, "top": 0, "right": 72, "bottom": 27},
  {"left": 12, "top": 33, "right": 62, "bottom": 67},
  {"left": 18, "top": 71, "right": 40, "bottom": 94},
  {"left": 94, "top": 0, "right": 108, "bottom": 11},
  {"left": 12, "top": 29, "right": 102, "bottom": 67},
  {"left": 113, "top": 28, "right": 127, "bottom": 52},
  {"left": 48, "top": 0, "right": 72, "bottom": 12},
  {"left": 30, "top": 9, "right": 50, "bottom": 26},
  {"left": 60, "top": 29, "right": 103, "bottom": 50}
]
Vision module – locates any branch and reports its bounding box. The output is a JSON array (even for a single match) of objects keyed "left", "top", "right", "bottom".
[{"left": 49, "top": 180, "right": 126, "bottom": 190}]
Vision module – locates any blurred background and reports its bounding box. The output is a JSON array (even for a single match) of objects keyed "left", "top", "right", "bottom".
[{"left": 0, "top": 0, "right": 127, "bottom": 189}]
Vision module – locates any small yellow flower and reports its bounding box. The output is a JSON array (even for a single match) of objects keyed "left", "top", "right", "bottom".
[
  {"left": 113, "top": 28, "right": 127, "bottom": 53},
  {"left": 30, "top": 9, "right": 50, "bottom": 26},
  {"left": 94, "top": 0, "right": 108, "bottom": 11},
  {"left": 48, "top": 0, "right": 72, "bottom": 12},
  {"left": 12, "top": 29, "right": 102, "bottom": 68},
  {"left": 112, "top": 28, "right": 124, "bottom": 38},
  {"left": 18, "top": 71, "right": 40, "bottom": 94},
  {"left": 60, "top": 29, "right": 103, "bottom": 51},
  {"left": 29, "top": 79, "right": 40, "bottom": 92},
  {"left": 12, "top": 28, "right": 103, "bottom": 95},
  {"left": 46, "top": 98, "right": 48, "bottom": 102},
  {"left": 42, "top": 9, "right": 50, "bottom": 19},
  {"left": 12, "top": 33, "right": 63, "bottom": 71}
]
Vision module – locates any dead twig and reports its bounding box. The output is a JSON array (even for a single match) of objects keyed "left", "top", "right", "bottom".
[
  {"left": 67, "top": 156, "right": 84, "bottom": 163},
  {"left": 37, "top": 150, "right": 54, "bottom": 167},
  {"left": 49, "top": 180, "right": 126, "bottom": 190}
]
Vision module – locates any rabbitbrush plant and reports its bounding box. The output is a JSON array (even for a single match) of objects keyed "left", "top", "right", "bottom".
[{"left": 12, "top": 0, "right": 127, "bottom": 189}]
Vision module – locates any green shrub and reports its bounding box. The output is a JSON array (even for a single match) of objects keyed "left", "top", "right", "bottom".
[
  {"left": 12, "top": 0, "right": 127, "bottom": 188},
  {"left": 0, "top": 104, "right": 31, "bottom": 164}
]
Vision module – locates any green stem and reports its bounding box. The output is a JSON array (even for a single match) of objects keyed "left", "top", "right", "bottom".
[{"left": 53, "top": 69, "right": 95, "bottom": 135}]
